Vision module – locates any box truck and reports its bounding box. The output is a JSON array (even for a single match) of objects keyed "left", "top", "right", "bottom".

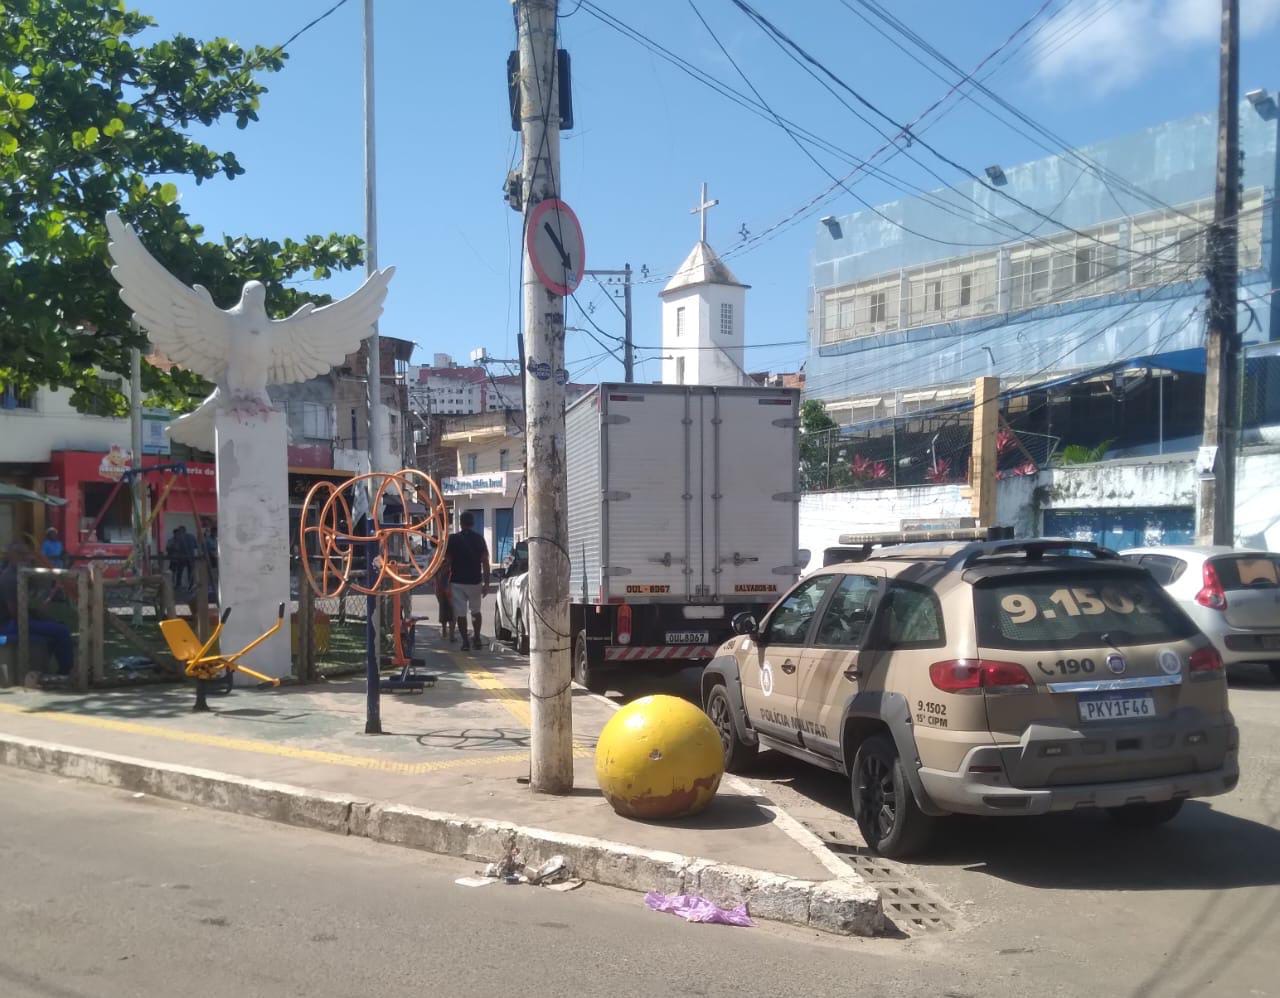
[{"left": 565, "top": 382, "right": 804, "bottom": 691}]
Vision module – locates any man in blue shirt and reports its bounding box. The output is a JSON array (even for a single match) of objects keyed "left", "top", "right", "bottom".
[
  {"left": 445, "top": 512, "right": 490, "bottom": 652},
  {"left": 40, "top": 528, "right": 64, "bottom": 568}
]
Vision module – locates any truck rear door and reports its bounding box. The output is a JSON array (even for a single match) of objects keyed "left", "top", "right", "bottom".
[
  {"left": 601, "top": 388, "right": 691, "bottom": 600},
  {"left": 710, "top": 390, "right": 799, "bottom": 604}
]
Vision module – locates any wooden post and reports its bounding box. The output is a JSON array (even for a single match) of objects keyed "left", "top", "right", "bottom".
[
  {"left": 194, "top": 558, "right": 210, "bottom": 642},
  {"left": 90, "top": 563, "right": 105, "bottom": 685},
  {"left": 17, "top": 567, "right": 30, "bottom": 678},
  {"left": 158, "top": 573, "right": 175, "bottom": 621},
  {"left": 970, "top": 376, "right": 1000, "bottom": 527},
  {"left": 74, "top": 569, "right": 90, "bottom": 692},
  {"left": 297, "top": 574, "right": 314, "bottom": 682}
]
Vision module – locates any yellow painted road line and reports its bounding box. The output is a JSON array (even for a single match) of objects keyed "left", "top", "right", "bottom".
[
  {"left": 0, "top": 702, "right": 525, "bottom": 776},
  {"left": 460, "top": 663, "right": 595, "bottom": 758}
]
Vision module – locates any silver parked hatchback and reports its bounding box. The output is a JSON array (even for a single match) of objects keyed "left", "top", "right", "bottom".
[{"left": 1120, "top": 545, "right": 1280, "bottom": 683}]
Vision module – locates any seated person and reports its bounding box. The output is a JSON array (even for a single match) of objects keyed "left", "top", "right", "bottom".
[{"left": 0, "top": 542, "right": 74, "bottom": 684}]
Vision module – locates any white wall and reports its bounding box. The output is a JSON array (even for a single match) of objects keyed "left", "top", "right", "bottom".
[
  {"left": 660, "top": 282, "right": 747, "bottom": 387},
  {"left": 797, "top": 450, "right": 1280, "bottom": 570},
  {"left": 0, "top": 387, "right": 129, "bottom": 463}
]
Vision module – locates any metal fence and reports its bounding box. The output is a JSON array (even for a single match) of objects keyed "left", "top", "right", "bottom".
[
  {"left": 801, "top": 406, "right": 1058, "bottom": 493},
  {"left": 1243, "top": 342, "right": 1280, "bottom": 431}
]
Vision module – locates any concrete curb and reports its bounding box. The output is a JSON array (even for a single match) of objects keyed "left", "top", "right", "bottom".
[{"left": 0, "top": 733, "right": 884, "bottom": 936}]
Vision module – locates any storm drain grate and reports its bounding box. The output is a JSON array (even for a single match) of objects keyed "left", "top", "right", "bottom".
[{"left": 803, "top": 822, "right": 960, "bottom": 934}]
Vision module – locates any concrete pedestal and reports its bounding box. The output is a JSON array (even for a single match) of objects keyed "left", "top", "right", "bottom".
[{"left": 214, "top": 407, "right": 291, "bottom": 684}]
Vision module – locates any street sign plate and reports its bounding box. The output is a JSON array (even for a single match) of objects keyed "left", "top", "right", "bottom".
[{"left": 526, "top": 198, "right": 585, "bottom": 296}]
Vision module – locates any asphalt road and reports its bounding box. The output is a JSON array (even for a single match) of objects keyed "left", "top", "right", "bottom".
[
  {"left": 613, "top": 663, "right": 1280, "bottom": 998},
  {"left": 3, "top": 769, "right": 1031, "bottom": 998}
]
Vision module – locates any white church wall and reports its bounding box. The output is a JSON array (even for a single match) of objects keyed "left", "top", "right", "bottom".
[{"left": 660, "top": 282, "right": 747, "bottom": 387}]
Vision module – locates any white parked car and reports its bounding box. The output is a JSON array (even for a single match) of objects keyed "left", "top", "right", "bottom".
[
  {"left": 1120, "top": 545, "right": 1280, "bottom": 683},
  {"left": 495, "top": 540, "right": 529, "bottom": 654}
]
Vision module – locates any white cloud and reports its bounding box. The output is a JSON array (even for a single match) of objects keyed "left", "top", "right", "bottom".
[{"left": 1034, "top": 0, "right": 1280, "bottom": 95}]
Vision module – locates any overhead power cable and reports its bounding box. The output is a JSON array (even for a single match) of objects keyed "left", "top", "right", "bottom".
[
  {"left": 839, "top": 0, "right": 1199, "bottom": 225},
  {"left": 728, "top": 0, "right": 1188, "bottom": 266}
]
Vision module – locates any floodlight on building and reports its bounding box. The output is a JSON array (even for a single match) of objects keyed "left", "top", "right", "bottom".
[
  {"left": 985, "top": 165, "right": 1008, "bottom": 186},
  {"left": 820, "top": 215, "right": 843, "bottom": 239},
  {"left": 1246, "top": 88, "right": 1277, "bottom": 119}
]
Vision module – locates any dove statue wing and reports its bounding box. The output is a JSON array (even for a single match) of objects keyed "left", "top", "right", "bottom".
[
  {"left": 105, "top": 211, "right": 232, "bottom": 383},
  {"left": 267, "top": 266, "right": 396, "bottom": 385}
]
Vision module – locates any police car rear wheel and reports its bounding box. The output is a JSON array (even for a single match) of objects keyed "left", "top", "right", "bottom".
[{"left": 852, "top": 734, "right": 934, "bottom": 859}]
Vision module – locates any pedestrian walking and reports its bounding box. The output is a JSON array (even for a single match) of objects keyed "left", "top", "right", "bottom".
[
  {"left": 445, "top": 512, "right": 490, "bottom": 652},
  {"left": 166, "top": 526, "right": 193, "bottom": 591}
]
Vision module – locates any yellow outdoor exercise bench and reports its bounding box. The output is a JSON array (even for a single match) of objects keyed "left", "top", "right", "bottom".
[{"left": 160, "top": 603, "right": 284, "bottom": 712}]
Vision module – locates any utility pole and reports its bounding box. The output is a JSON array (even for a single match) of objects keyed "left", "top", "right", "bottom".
[
  {"left": 583, "top": 267, "right": 635, "bottom": 382},
  {"left": 1197, "top": 0, "right": 1240, "bottom": 545},
  {"left": 363, "top": 0, "right": 389, "bottom": 477},
  {"left": 362, "top": 0, "right": 387, "bottom": 734},
  {"left": 518, "top": 0, "right": 573, "bottom": 794},
  {"left": 623, "top": 264, "right": 634, "bottom": 382},
  {"left": 129, "top": 344, "right": 145, "bottom": 623}
]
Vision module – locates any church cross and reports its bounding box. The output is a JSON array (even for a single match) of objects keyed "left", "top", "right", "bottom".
[{"left": 689, "top": 182, "right": 719, "bottom": 243}]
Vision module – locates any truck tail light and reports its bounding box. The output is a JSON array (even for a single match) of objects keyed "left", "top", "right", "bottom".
[
  {"left": 929, "top": 659, "right": 1034, "bottom": 694},
  {"left": 1196, "top": 561, "right": 1229, "bottom": 610},
  {"left": 616, "top": 603, "right": 632, "bottom": 645},
  {"left": 1189, "top": 646, "right": 1224, "bottom": 673}
]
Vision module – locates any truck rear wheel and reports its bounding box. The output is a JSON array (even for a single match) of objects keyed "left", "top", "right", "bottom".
[{"left": 573, "top": 632, "right": 608, "bottom": 694}]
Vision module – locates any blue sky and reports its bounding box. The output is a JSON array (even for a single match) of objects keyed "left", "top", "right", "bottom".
[{"left": 143, "top": 0, "right": 1280, "bottom": 384}]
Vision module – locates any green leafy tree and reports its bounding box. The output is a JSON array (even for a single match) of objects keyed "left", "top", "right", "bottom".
[
  {"left": 1, "top": 0, "right": 365, "bottom": 415},
  {"left": 800, "top": 399, "right": 851, "bottom": 490}
]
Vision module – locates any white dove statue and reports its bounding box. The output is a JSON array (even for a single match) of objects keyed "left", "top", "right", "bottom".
[{"left": 105, "top": 211, "right": 395, "bottom": 450}]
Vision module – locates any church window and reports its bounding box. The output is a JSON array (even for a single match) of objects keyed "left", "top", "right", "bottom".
[
  {"left": 676, "top": 306, "right": 686, "bottom": 337},
  {"left": 719, "top": 303, "right": 733, "bottom": 336}
]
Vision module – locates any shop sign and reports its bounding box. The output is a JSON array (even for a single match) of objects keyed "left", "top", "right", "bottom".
[
  {"left": 142, "top": 408, "right": 171, "bottom": 455},
  {"left": 442, "top": 472, "right": 509, "bottom": 496},
  {"left": 98, "top": 445, "right": 132, "bottom": 481}
]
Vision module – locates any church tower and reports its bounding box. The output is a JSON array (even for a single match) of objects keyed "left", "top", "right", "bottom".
[{"left": 660, "top": 184, "right": 750, "bottom": 387}]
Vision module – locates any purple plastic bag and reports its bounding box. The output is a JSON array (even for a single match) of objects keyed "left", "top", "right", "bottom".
[{"left": 643, "top": 892, "right": 753, "bottom": 927}]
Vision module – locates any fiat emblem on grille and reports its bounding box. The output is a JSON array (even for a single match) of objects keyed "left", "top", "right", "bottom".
[{"left": 1106, "top": 654, "right": 1127, "bottom": 675}]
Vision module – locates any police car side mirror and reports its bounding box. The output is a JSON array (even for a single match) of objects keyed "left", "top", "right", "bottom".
[{"left": 731, "top": 612, "right": 758, "bottom": 638}]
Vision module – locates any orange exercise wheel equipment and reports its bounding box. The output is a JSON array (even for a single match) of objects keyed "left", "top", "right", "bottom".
[{"left": 299, "top": 469, "right": 448, "bottom": 599}]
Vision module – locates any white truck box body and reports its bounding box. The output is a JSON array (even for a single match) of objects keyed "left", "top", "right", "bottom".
[{"left": 566, "top": 383, "right": 802, "bottom": 606}]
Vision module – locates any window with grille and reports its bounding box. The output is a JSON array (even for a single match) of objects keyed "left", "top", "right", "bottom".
[
  {"left": 1, "top": 384, "right": 35, "bottom": 410},
  {"left": 720, "top": 302, "right": 734, "bottom": 336},
  {"left": 676, "top": 306, "right": 686, "bottom": 337}
]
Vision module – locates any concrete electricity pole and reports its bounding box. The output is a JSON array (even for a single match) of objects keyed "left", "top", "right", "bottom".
[
  {"left": 363, "top": 0, "right": 390, "bottom": 476},
  {"left": 583, "top": 267, "right": 634, "bottom": 382},
  {"left": 1197, "top": 0, "right": 1240, "bottom": 545},
  {"left": 517, "top": 0, "right": 573, "bottom": 794},
  {"left": 1198, "top": 0, "right": 1239, "bottom": 545}
]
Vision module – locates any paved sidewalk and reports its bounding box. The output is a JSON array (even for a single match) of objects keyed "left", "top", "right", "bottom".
[{"left": 0, "top": 627, "right": 838, "bottom": 886}]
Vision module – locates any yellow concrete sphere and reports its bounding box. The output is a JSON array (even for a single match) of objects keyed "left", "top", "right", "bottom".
[{"left": 595, "top": 694, "right": 725, "bottom": 819}]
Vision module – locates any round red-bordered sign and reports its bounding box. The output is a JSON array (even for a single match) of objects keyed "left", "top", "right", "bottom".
[{"left": 526, "top": 198, "right": 586, "bottom": 297}]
